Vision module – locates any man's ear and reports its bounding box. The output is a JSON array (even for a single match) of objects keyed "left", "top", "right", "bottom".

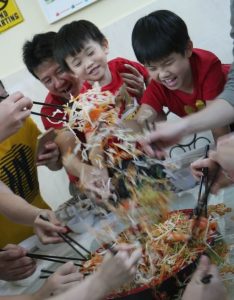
[
  {"left": 102, "top": 38, "right": 109, "bottom": 55},
  {"left": 185, "top": 40, "right": 193, "bottom": 58}
]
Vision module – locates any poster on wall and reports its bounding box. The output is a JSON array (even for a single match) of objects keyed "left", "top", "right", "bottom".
[
  {"left": 38, "top": 0, "right": 99, "bottom": 24},
  {"left": 0, "top": 0, "right": 24, "bottom": 33}
]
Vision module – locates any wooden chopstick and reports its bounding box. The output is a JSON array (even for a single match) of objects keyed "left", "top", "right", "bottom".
[
  {"left": 31, "top": 111, "right": 67, "bottom": 122},
  {"left": 33, "top": 101, "right": 66, "bottom": 110}
]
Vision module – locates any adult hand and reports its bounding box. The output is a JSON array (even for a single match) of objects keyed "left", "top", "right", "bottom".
[
  {"left": 120, "top": 64, "right": 145, "bottom": 99},
  {"left": 34, "top": 209, "right": 67, "bottom": 244},
  {"left": 209, "top": 133, "right": 234, "bottom": 179},
  {"left": 190, "top": 157, "right": 232, "bottom": 194},
  {"left": 35, "top": 261, "right": 83, "bottom": 298},
  {"left": 0, "top": 92, "right": 32, "bottom": 142},
  {"left": 0, "top": 244, "right": 36, "bottom": 281},
  {"left": 139, "top": 120, "right": 186, "bottom": 157},
  {"left": 182, "top": 255, "right": 227, "bottom": 300},
  {"left": 97, "top": 244, "right": 142, "bottom": 292},
  {"left": 36, "top": 141, "right": 62, "bottom": 170}
]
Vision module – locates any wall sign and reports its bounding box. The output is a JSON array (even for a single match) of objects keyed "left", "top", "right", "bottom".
[
  {"left": 0, "top": 0, "right": 23, "bottom": 33},
  {"left": 38, "top": 0, "right": 99, "bottom": 24}
]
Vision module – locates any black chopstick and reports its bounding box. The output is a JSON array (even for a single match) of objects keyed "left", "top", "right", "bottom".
[
  {"left": 62, "top": 234, "right": 92, "bottom": 256},
  {"left": 0, "top": 249, "right": 83, "bottom": 266},
  {"left": 194, "top": 165, "right": 220, "bottom": 220},
  {"left": 31, "top": 111, "right": 67, "bottom": 122},
  {"left": 39, "top": 215, "right": 90, "bottom": 259},
  {"left": 27, "top": 253, "right": 83, "bottom": 267},
  {"left": 33, "top": 101, "right": 67, "bottom": 110},
  {"left": 41, "top": 269, "right": 54, "bottom": 274},
  {"left": 26, "top": 252, "right": 86, "bottom": 261},
  {"left": 197, "top": 144, "right": 210, "bottom": 214}
]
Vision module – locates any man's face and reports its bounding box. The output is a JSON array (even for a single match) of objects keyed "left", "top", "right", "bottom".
[{"left": 34, "top": 59, "right": 82, "bottom": 99}]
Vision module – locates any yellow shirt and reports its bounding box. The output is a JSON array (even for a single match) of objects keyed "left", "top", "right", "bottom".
[{"left": 0, "top": 117, "right": 49, "bottom": 247}]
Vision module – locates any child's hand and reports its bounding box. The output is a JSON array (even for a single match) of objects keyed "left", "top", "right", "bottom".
[
  {"left": 120, "top": 64, "right": 145, "bottom": 99},
  {"left": 34, "top": 210, "right": 67, "bottom": 244},
  {"left": 34, "top": 262, "right": 83, "bottom": 298},
  {"left": 36, "top": 141, "right": 62, "bottom": 170}
]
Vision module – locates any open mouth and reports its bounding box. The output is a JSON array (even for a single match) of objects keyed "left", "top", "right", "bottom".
[
  {"left": 162, "top": 77, "right": 177, "bottom": 88},
  {"left": 61, "top": 84, "right": 74, "bottom": 96},
  {"left": 89, "top": 66, "right": 100, "bottom": 76}
]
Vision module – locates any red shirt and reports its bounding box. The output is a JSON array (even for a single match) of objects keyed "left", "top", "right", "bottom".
[
  {"left": 41, "top": 93, "right": 68, "bottom": 130},
  {"left": 81, "top": 57, "right": 149, "bottom": 97},
  {"left": 41, "top": 93, "right": 85, "bottom": 183},
  {"left": 141, "top": 49, "right": 230, "bottom": 117}
]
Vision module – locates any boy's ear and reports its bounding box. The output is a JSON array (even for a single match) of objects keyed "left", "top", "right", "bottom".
[
  {"left": 102, "top": 38, "right": 109, "bottom": 55},
  {"left": 185, "top": 40, "right": 193, "bottom": 58}
]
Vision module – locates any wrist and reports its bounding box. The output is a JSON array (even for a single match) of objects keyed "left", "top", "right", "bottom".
[
  {"left": 181, "top": 117, "right": 192, "bottom": 136},
  {"left": 87, "top": 272, "right": 112, "bottom": 298}
]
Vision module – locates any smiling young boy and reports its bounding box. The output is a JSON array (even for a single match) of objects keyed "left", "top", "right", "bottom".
[
  {"left": 53, "top": 20, "right": 149, "bottom": 111},
  {"left": 132, "top": 10, "right": 230, "bottom": 139}
]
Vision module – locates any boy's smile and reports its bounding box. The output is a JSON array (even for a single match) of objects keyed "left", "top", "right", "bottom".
[
  {"left": 145, "top": 50, "right": 193, "bottom": 93},
  {"left": 65, "top": 40, "right": 112, "bottom": 87}
]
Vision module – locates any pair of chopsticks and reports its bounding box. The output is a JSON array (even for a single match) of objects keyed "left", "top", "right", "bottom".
[
  {"left": 39, "top": 215, "right": 91, "bottom": 260},
  {"left": 31, "top": 101, "right": 67, "bottom": 122},
  {"left": 0, "top": 249, "right": 84, "bottom": 266},
  {"left": 26, "top": 253, "right": 84, "bottom": 266},
  {"left": 194, "top": 165, "right": 220, "bottom": 219},
  {"left": 195, "top": 145, "right": 210, "bottom": 217}
]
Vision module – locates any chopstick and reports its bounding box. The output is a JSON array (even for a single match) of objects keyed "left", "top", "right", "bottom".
[
  {"left": 40, "top": 270, "right": 91, "bottom": 279},
  {"left": 26, "top": 253, "right": 83, "bottom": 267},
  {"left": 26, "top": 253, "right": 86, "bottom": 261},
  {"left": 31, "top": 111, "right": 67, "bottom": 122},
  {"left": 39, "top": 215, "right": 91, "bottom": 259},
  {"left": 196, "top": 144, "right": 210, "bottom": 215},
  {"left": 33, "top": 101, "right": 66, "bottom": 110},
  {"left": 193, "top": 165, "right": 221, "bottom": 220},
  {"left": 0, "top": 249, "right": 83, "bottom": 266}
]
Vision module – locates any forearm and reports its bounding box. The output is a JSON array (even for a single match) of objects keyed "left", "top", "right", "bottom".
[
  {"left": 135, "top": 104, "right": 164, "bottom": 125},
  {"left": 183, "top": 99, "right": 234, "bottom": 135},
  {"left": 50, "top": 272, "right": 111, "bottom": 300},
  {"left": 211, "top": 126, "right": 230, "bottom": 143},
  {"left": 0, "top": 182, "right": 39, "bottom": 225}
]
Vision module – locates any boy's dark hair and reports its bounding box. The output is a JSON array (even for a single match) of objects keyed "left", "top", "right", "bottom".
[
  {"left": 22, "top": 31, "right": 57, "bottom": 79},
  {"left": 54, "top": 20, "right": 106, "bottom": 71},
  {"left": 132, "top": 10, "right": 190, "bottom": 65}
]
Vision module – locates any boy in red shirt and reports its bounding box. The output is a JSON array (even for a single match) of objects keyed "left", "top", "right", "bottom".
[
  {"left": 53, "top": 20, "right": 149, "bottom": 120},
  {"left": 131, "top": 10, "right": 230, "bottom": 140},
  {"left": 51, "top": 20, "right": 150, "bottom": 192}
]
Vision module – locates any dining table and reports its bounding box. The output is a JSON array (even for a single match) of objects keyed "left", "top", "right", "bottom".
[{"left": 0, "top": 184, "right": 234, "bottom": 298}]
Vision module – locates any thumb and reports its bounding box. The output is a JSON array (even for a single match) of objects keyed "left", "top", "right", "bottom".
[
  {"left": 209, "top": 150, "right": 218, "bottom": 162},
  {"left": 55, "top": 262, "right": 77, "bottom": 275},
  {"left": 192, "top": 255, "right": 210, "bottom": 281}
]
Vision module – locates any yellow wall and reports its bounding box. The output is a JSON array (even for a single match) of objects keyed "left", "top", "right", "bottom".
[{"left": 0, "top": 0, "right": 155, "bottom": 78}]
